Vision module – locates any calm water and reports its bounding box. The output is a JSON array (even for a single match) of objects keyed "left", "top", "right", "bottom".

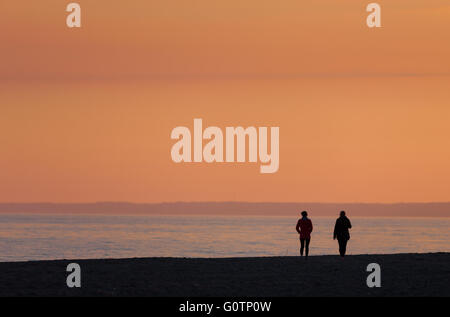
[{"left": 0, "top": 214, "right": 449, "bottom": 262}]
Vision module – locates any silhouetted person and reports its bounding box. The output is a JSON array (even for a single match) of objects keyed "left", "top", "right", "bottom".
[
  {"left": 296, "top": 211, "right": 313, "bottom": 259},
  {"left": 333, "top": 211, "right": 352, "bottom": 257}
]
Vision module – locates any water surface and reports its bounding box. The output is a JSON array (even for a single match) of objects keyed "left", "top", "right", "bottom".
[{"left": 0, "top": 214, "right": 449, "bottom": 261}]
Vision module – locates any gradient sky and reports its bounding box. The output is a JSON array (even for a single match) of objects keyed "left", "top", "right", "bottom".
[{"left": 1, "top": 1, "right": 450, "bottom": 203}]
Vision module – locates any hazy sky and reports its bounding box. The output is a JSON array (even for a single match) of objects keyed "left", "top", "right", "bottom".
[{"left": 1, "top": 1, "right": 449, "bottom": 203}]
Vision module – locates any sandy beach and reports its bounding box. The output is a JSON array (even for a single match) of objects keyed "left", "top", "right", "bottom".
[{"left": 0, "top": 253, "right": 448, "bottom": 296}]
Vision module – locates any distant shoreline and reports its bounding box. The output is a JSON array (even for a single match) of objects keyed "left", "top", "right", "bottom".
[
  {"left": 0, "top": 253, "right": 448, "bottom": 296},
  {"left": 0, "top": 202, "right": 450, "bottom": 217}
]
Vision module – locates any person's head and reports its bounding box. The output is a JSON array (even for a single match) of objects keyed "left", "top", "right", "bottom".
[
  {"left": 301, "top": 211, "right": 308, "bottom": 217},
  {"left": 340, "top": 210, "right": 346, "bottom": 217}
]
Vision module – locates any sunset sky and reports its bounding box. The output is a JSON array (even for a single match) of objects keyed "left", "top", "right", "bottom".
[{"left": 1, "top": 1, "right": 449, "bottom": 203}]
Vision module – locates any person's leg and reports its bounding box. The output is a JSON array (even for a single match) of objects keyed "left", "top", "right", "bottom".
[
  {"left": 300, "top": 238, "right": 305, "bottom": 256},
  {"left": 338, "top": 239, "right": 344, "bottom": 257},
  {"left": 305, "top": 238, "right": 310, "bottom": 257},
  {"left": 342, "top": 239, "right": 347, "bottom": 257}
]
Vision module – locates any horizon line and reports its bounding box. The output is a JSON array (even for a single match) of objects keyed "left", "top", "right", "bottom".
[
  {"left": 2, "top": 72, "right": 450, "bottom": 83},
  {"left": 2, "top": 201, "right": 450, "bottom": 205}
]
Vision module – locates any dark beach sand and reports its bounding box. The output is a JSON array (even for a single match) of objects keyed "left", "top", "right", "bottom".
[{"left": 0, "top": 253, "right": 448, "bottom": 296}]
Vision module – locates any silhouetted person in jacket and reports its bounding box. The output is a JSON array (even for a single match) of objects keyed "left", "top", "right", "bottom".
[
  {"left": 296, "top": 211, "right": 313, "bottom": 259},
  {"left": 333, "top": 211, "right": 352, "bottom": 257}
]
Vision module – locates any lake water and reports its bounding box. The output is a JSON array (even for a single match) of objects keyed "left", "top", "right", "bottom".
[{"left": 0, "top": 214, "right": 449, "bottom": 262}]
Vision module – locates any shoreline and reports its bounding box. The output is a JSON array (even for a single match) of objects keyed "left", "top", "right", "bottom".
[
  {"left": 0, "top": 252, "right": 449, "bottom": 296},
  {"left": 1, "top": 251, "right": 449, "bottom": 264}
]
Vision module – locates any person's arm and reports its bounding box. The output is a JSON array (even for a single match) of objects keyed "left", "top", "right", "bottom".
[
  {"left": 296, "top": 220, "right": 301, "bottom": 234},
  {"left": 310, "top": 220, "right": 313, "bottom": 233},
  {"left": 333, "top": 220, "right": 337, "bottom": 240},
  {"left": 347, "top": 218, "right": 352, "bottom": 229}
]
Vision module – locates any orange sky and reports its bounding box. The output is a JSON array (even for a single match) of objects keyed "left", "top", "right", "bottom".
[{"left": 1, "top": 1, "right": 450, "bottom": 203}]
